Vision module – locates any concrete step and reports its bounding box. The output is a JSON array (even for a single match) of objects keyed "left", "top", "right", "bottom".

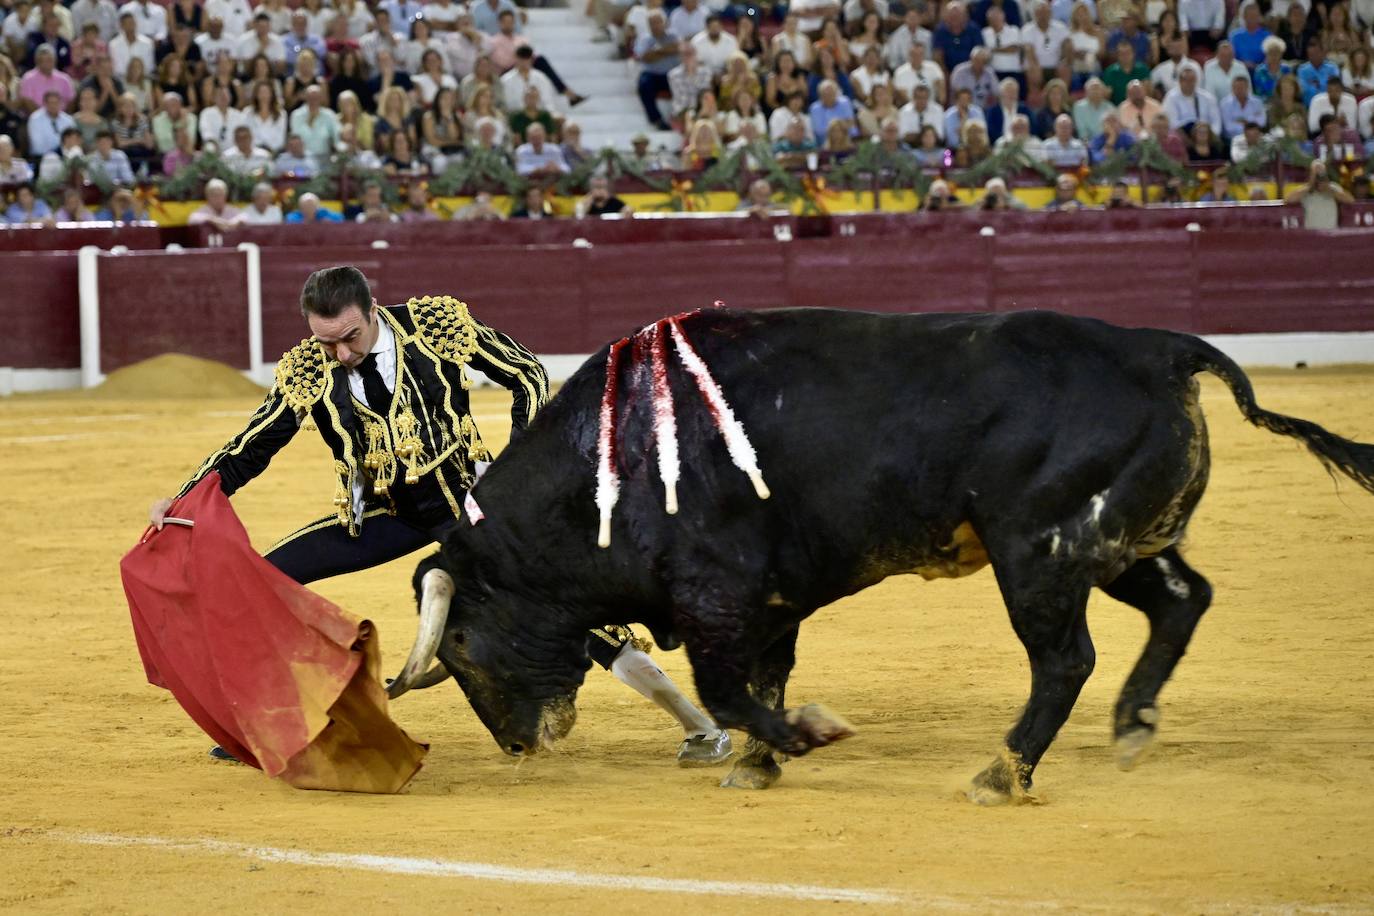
[
  {"left": 556, "top": 73, "right": 641, "bottom": 97},
  {"left": 524, "top": 23, "right": 605, "bottom": 43},
  {"left": 559, "top": 93, "right": 639, "bottom": 114},
  {"left": 525, "top": 8, "right": 590, "bottom": 26},
  {"left": 581, "top": 127, "right": 682, "bottom": 151}
]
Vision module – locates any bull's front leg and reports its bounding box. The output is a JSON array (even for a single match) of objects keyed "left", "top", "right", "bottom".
[
  {"left": 720, "top": 624, "right": 799, "bottom": 790},
  {"left": 682, "top": 609, "right": 854, "bottom": 774}
]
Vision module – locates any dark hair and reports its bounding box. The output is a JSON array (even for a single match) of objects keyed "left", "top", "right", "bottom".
[
  {"left": 299, "top": 266, "right": 373, "bottom": 319},
  {"left": 1319, "top": 112, "right": 1337, "bottom": 129},
  {"left": 96, "top": 129, "right": 114, "bottom": 140},
  {"left": 60, "top": 126, "right": 81, "bottom": 140},
  {"left": 515, "top": 45, "right": 534, "bottom": 59}
]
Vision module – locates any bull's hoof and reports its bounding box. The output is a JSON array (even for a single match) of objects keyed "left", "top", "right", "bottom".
[
  {"left": 720, "top": 757, "right": 782, "bottom": 790},
  {"left": 784, "top": 703, "right": 856, "bottom": 751},
  {"left": 959, "top": 752, "right": 1038, "bottom": 806},
  {"left": 678, "top": 729, "right": 733, "bottom": 767},
  {"left": 1114, "top": 706, "right": 1159, "bottom": 771}
]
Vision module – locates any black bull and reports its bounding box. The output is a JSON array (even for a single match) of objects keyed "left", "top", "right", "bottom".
[{"left": 391, "top": 308, "right": 1374, "bottom": 802}]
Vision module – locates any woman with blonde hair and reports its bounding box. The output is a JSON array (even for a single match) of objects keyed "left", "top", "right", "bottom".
[
  {"left": 110, "top": 90, "right": 155, "bottom": 166},
  {"left": 460, "top": 55, "right": 503, "bottom": 111},
  {"left": 123, "top": 57, "right": 153, "bottom": 113},
  {"left": 1321, "top": 3, "right": 1359, "bottom": 67},
  {"left": 336, "top": 89, "right": 376, "bottom": 153},
  {"left": 957, "top": 120, "right": 992, "bottom": 166},
  {"left": 1068, "top": 2, "right": 1104, "bottom": 86},
  {"left": 857, "top": 82, "right": 900, "bottom": 138},
  {"left": 1032, "top": 78, "right": 1072, "bottom": 138},
  {"left": 376, "top": 84, "right": 417, "bottom": 148},
  {"left": 824, "top": 118, "right": 855, "bottom": 156},
  {"left": 717, "top": 52, "right": 762, "bottom": 108},
  {"left": 719, "top": 87, "right": 766, "bottom": 143},
  {"left": 461, "top": 84, "right": 506, "bottom": 145},
  {"left": 283, "top": 48, "right": 327, "bottom": 110},
  {"left": 682, "top": 118, "right": 721, "bottom": 169}
]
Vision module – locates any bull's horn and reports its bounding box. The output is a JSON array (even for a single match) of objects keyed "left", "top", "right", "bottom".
[
  {"left": 412, "top": 662, "right": 452, "bottom": 690},
  {"left": 386, "top": 568, "right": 454, "bottom": 700}
]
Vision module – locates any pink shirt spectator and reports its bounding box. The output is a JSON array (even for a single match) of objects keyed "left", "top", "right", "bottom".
[
  {"left": 19, "top": 68, "right": 77, "bottom": 110},
  {"left": 162, "top": 147, "right": 193, "bottom": 174},
  {"left": 486, "top": 31, "right": 528, "bottom": 71}
]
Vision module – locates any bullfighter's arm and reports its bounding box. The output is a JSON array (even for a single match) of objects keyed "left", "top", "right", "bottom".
[
  {"left": 468, "top": 320, "right": 551, "bottom": 433},
  {"left": 174, "top": 384, "right": 303, "bottom": 499}
]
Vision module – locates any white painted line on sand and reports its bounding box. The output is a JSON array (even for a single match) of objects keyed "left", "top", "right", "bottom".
[
  {"left": 51, "top": 830, "right": 903, "bottom": 906},
  {"left": 0, "top": 433, "right": 98, "bottom": 445}
]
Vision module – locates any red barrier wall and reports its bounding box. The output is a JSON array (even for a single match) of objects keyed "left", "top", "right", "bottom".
[
  {"left": 4, "top": 225, "right": 1372, "bottom": 372},
  {"left": 96, "top": 250, "right": 252, "bottom": 371}
]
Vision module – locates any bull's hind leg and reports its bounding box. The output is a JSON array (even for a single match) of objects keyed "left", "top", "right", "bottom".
[
  {"left": 721, "top": 625, "right": 799, "bottom": 790},
  {"left": 1100, "top": 547, "right": 1212, "bottom": 770},
  {"left": 969, "top": 553, "right": 1097, "bottom": 805}
]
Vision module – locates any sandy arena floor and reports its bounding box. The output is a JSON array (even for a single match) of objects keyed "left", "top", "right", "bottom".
[{"left": 1, "top": 369, "right": 1372, "bottom": 914}]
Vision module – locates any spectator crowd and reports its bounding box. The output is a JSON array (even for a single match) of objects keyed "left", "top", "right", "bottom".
[{"left": 2, "top": 0, "right": 1373, "bottom": 224}]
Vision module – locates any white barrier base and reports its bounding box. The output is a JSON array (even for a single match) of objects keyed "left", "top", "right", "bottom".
[{"left": 4, "top": 332, "right": 1374, "bottom": 395}]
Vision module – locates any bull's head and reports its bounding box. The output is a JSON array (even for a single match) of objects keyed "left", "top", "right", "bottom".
[{"left": 388, "top": 551, "right": 592, "bottom": 757}]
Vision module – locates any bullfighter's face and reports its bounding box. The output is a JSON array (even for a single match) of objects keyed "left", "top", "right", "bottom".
[{"left": 436, "top": 576, "right": 592, "bottom": 757}]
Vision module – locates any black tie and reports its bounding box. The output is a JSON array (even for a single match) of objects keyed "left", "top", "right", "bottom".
[{"left": 357, "top": 353, "right": 392, "bottom": 413}]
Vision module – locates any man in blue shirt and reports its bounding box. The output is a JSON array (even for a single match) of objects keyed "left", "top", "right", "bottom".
[
  {"left": 809, "top": 79, "right": 857, "bottom": 140},
  {"left": 283, "top": 11, "right": 326, "bottom": 74},
  {"left": 285, "top": 192, "right": 344, "bottom": 223},
  {"left": 380, "top": 0, "right": 425, "bottom": 28},
  {"left": 471, "top": 0, "right": 523, "bottom": 34},
  {"left": 1219, "top": 74, "right": 1265, "bottom": 140},
  {"left": 1105, "top": 13, "right": 1150, "bottom": 65},
  {"left": 634, "top": 10, "right": 679, "bottom": 131},
  {"left": 932, "top": 1, "right": 983, "bottom": 71},
  {"left": 1227, "top": 3, "right": 1270, "bottom": 67},
  {"left": 1296, "top": 38, "right": 1340, "bottom": 105}
]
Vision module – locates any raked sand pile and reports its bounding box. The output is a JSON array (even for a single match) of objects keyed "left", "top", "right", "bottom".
[{"left": 89, "top": 354, "right": 266, "bottom": 399}]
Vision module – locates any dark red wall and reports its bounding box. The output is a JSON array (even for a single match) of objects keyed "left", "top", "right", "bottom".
[{"left": 3, "top": 217, "right": 1372, "bottom": 372}]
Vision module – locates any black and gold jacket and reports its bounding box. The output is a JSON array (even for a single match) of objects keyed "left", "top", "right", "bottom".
[{"left": 176, "top": 295, "right": 550, "bottom": 535}]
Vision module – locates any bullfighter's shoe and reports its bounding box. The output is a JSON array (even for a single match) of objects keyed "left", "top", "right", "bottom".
[
  {"left": 677, "top": 729, "right": 733, "bottom": 767},
  {"left": 208, "top": 745, "right": 242, "bottom": 763}
]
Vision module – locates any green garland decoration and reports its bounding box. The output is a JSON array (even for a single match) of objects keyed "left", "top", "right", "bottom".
[
  {"left": 555, "top": 147, "right": 672, "bottom": 195},
  {"left": 951, "top": 140, "right": 1058, "bottom": 188},
  {"left": 428, "top": 146, "right": 526, "bottom": 197},
  {"left": 158, "top": 152, "right": 259, "bottom": 201},
  {"left": 1087, "top": 137, "right": 1196, "bottom": 187},
  {"left": 1225, "top": 137, "right": 1314, "bottom": 181},
  {"left": 293, "top": 154, "right": 397, "bottom": 208},
  {"left": 36, "top": 155, "right": 115, "bottom": 204},
  {"left": 827, "top": 140, "right": 933, "bottom": 199}
]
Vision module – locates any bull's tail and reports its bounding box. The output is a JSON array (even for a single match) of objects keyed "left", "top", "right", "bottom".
[{"left": 1176, "top": 335, "right": 1374, "bottom": 495}]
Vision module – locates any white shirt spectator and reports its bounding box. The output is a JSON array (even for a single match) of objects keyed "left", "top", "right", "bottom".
[
  {"left": 1021, "top": 18, "right": 1070, "bottom": 69},
  {"left": 995, "top": 130, "right": 1044, "bottom": 158},
  {"left": 720, "top": 108, "right": 767, "bottom": 138},
  {"left": 1351, "top": 0, "right": 1374, "bottom": 30},
  {"left": 892, "top": 59, "right": 946, "bottom": 101},
  {"left": 1230, "top": 131, "right": 1261, "bottom": 162},
  {"left": 899, "top": 99, "right": 946, "bottom": 140},
  {"left": 691, "top": 30, "right": 738, "bottom": 74},
  {"left": 514, "top": 140, "right": 570, "bottom": 175},
  {"left": 984, "top": 23, "right": 1023, "bottom": 72},
  {"left": 1342, "top": 64, "right": 1374, "bottom": 96},
  {"left": 500, "top": 66, "right": 557, "bottom": 112},
  {"left": 413, "top": 71, "right": 459, "bottom": 105},
  {"left": 443, "top": 30, "right": 487, "bottom": 78},
  {"left": 1163, "top": 84, "right": 1221, "bottom": 133},
  {"left": 789, "top": 0, "right": 834, "bottom": 33},
  {"left": 844, "top": 0, "right": 889, "bottom": 22},
  {"left": 422, "top": 0, "right": 465, "bottom": 30},
  {"left": 1041, "top": 135, "right": 1088, "bottom": 165},
  {"left": 768, "top": 107, "right": 814, "bottom": 141},
  {"left": 1178, "top": 0, "right": 1223, "bottom": 31},
  {"left": 1150, "top": 56, "right": 1201, "bottom": 93},
  {"left": 70, "top": 0, "right": 120, "bottom": 42},
  {"left": 667, "top": 4, "right": 707, "bottom": 40},
  {"left": 223, "top": 144, "right": 273, "bottom": 173},
  {"left": 196, "top": 32, "right": 238, "bottom": 69},
  {"left": 1309, "top": 91, "right": 1358, "bottom": 134},
  {"left": 25, "top": 4, "right": 75, "bottom": 40},
  {"left": 883, "top": 23, "right": 931, "bottom": 70},
  {"left": 108, "top": 31, "right": 155, "bottom": 76},
  {"left": 244, "top": 110, "right": 287, "bottom": 151},
  {"left": 117, "top": 0, "right": 167, "bottom": 40},
  {"left": 236, "top": 32, "right": 287, "bottom": 67},
  {"left": 1359, "top": 96, "right": 1374, "bottom": 140},
  {"left": 774, "top": 29, "right": 814, "bottom": 69},
  {"left": 239, "top": 202, "right": 284, "bottom": 224},
  {"left": 204, "top": 0, "right": 255, "bottom": 42},
  {"left": 849, "top": 64, "right": 891, "bottom": 100},
  {"left": 400, "top": 36, "right": 446, "bottom": 73},
  {"left": 1202, "top": 57, "right": 1249, "bottom": 104},
  {"left": 1, "top": 10, "right": 32, "bottom": 50},
  {"left": 200, "top": 104, "right": 248, "bottom": 149}
]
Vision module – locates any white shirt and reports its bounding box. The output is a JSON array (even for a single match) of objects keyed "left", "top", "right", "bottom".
[
  {"left": 236, "top": 32, "right": 287, "bottom": 64},
  {"left": 109, "top": 32, "right": 155, "bottom": 76},
  {"left": 500, "top": 67, "right": 557, "bottom": 111},
  {"left": 892, "top": 60, "right": 945, "bottom": 101},
  {"left": 995, "top": 132, "right": 1045, "bottom": 158},
  {"left": 348, "top": 317, "right": 398, "bottom": 517},
  {"left": 1162, "top": 85, "right": 1221, "bottom": 133},
  {"left": 1150, "top": 56, "right": 1201, "bottom": 93},
  {"left": 768, "top": 107, "right": 813, "bottom": 140},
  {"left": 195, "top": 33, "right": 238, "bottom": 69},
  {"left": 789, "top": 0, "right": 833, "bottom": 33},
  {"left": 884, "top": 24, "right": 931, "bottom": 70},
  {"left": 1359, "top": 95, "right": 1374, "bottom": 140},
  {"left": 849, "top": 64, "right": 890, "bottom": 100},
  {"left": 691, "top": 30, "right": 739, "bottom": 74},
  {"left": 1178, "top": 0, "right": 1223, "bottom": 31},
  {"left": 244, "top": 108, "right": 288, "bottom": 151},
  {"left": 199, "top": 105, "right": 248, "bottom": 149},
  {"left": 1021, "top": 19, "right": 1069, "bottom": 69},
  {"left": 239, "top": 203, "right": 283, "bottom": 224},
  {"left": 899, "top": 99, "right": 945, "bottom": 140},
  {"left": 223, "top": 145, "right": 273, "bottom": 173},
  {"left": 413, "top": 71, "right": 459, "bottom": 105},
  {"left": 1308, "top": 92, "right": 1358, "bottom": 134},
  {"left": 70, "top": 0, "right": 120, "bottom": 42},
  {"left": 1202, "top": 58, "right": 1250, "bottom": 104},
  {"left": 984, "top": 23, "right": 1023, "bottom": 72},
  {"left": 204, "top": 0, "right": 255, "bottom": 41},
  {"left": 422, "top": 1, "right": 465, "bottom": 28},
  {"left": 773, "top": 29, "right": 813, "bottom": 69},
  {"left": 118, "top": 0, "right": 167, "bottom": 40}
]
